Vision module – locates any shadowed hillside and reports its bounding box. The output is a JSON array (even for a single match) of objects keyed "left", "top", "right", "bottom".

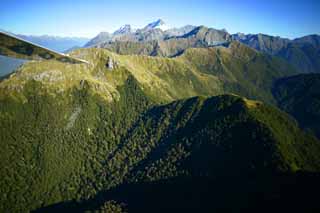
[{"left": 273, "top": 73, "right": 320, "bottom": 138}]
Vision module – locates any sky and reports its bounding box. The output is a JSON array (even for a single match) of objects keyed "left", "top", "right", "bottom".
[{"left": 0, "top": 0, "right": 319, "bottom": 39}]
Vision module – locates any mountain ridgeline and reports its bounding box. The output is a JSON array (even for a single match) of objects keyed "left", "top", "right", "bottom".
[
  {"left": 85, "top": 20, "right": 320, "bottom": 74},
  {"left": 233, "top": 33, "right": 320, "bottom": 73},
  {"left": 1, "top": 34, "right": 320, "bottom": 213}
]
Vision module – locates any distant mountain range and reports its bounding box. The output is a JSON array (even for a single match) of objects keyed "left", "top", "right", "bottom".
[
  {"left": 232, "top": 33, "right": 320, "bottom": 73},
  {"left": 84, "top": 19, "right": 320, "bottom": 73},
  {"left": 2, "top": 19, "right": 319, "bottom": 75},
  {"left": 15, "top": 34, "right": 90, "bottom": 52},
  {"left": 84, "top": 19, "right": 195, "bottom": 48}
]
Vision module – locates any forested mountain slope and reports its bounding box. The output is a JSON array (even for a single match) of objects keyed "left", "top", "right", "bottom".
[
  {"left": 0, "top": 43, "right": 317, "bottom": 212},
  {"left": 34, "top": 95, "right": 320, "bottom": 212},
  {"left": 273, "top": 73, "right": 320, "bottom": 138}
]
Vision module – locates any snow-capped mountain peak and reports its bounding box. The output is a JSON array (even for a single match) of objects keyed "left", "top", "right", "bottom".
[{"left": 143, "top": 19, "right": 169, "bottom": 31}]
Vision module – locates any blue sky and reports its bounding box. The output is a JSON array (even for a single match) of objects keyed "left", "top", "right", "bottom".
[{"left": 0, "top": 0, "right": 319, "bottom": 38}]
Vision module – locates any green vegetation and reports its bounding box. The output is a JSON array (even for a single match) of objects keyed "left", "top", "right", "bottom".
[
  {"left": 103, "top": 40, "right": 159, "bottom": 56},
  {"left": 34, "top": 94, "right": 320, "bottom": 213},
  {"left": 233, "top": 33, "right": 320, "bottom": 73},
  {"left": 0, "top": 75, "right": 152, "bottom": 212},
  {"left": 0, "top": 42, "right": 297, "bottom": 104},
  {"left": 0, "top": 44, "right": 318, "bottom": 212},
  {"left": 273, "top": 73, "right": 320, "bottom": 138},
  {"left": 178, "top": 42, "right": 297, "bottom": 103}
]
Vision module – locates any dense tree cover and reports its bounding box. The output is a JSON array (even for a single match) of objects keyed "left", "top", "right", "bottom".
[
  {"left": 1, "top": 75, "right": 320, "bottom": 212},
  {"left": 34, "top": 94, "right": 320, "bottom": 213},
  {"left": 0, "top": 75, "right": 152, "bottom": 212},
  {"left": 273, "top": 73, "right": 320, "bottom": 138},
  {"left": 38, "top": 173, "right": 320, "bottom": 213}
]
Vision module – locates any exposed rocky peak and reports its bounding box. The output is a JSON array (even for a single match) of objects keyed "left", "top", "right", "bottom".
[
  {"left": 94, "top": 25, "right": 232, "bottom": 57},
  {"left": 142, "top": 19, "right": 168, "bottom": 31},
  {"left": 177, "top": 26, "right": 231, "bottom": 44},
  {"left": 164, "top": 25, "right": 196, "bottom": 37},
  {"left": 113, "top": 24, "right": 132, "bottom": 35},
  {"left": 84, "top": 32, "right": 111, "bottom": 47},
  {"left": 135, "top": 28, "right": 165, "bottom": 41},
  {"left": 85, "top": 21, "right": 231, "bottom": 49},
  {"left": 232, "top": 32, "right": 249, "bottom": 41}
]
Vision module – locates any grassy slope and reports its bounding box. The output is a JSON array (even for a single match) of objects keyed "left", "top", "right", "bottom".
[
  {"left": 100, "top": 41, "right": 297, "bottom": 104},
  {"left": 1, "top": 41, "right": 296, "bottom": 104},
  {"left": 178, "top": 42, "right": 296, "bottom": 103},
  {"left": 276, "top": 42, "right": 320, "bottom": 73}
]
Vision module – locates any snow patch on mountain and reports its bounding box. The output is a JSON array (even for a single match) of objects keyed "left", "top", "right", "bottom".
[{"left": 143, "top": 19, "right": 169, "bottom": 31}]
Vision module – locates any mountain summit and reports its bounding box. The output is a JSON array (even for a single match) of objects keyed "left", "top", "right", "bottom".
[
  {"left": 113, "top": 24, "right": 132, "bottom": 35},
  {"left": 143, "top": 19, "right": 169, "bottom": 31}
]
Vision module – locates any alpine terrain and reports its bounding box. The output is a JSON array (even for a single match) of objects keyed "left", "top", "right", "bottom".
[{"left": 1, "top": 17, "right": 320, "bottom": 213}]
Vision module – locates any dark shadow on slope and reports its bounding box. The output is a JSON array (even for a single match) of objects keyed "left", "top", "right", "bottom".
[
  {"left": 272, "top": 73, "right": 320, "bottom": 139},
  {"left": 34, "top": 172, "right": 320, "bottom": 213}
]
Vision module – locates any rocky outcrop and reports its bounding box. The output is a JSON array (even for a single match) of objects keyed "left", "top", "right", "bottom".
[{"left": 106, "top": 57, "right": 114, "bottom": 70}]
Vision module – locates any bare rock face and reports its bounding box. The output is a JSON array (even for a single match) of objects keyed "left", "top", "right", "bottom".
[
  {"left": 79, "top": 79, "right": 86, "bottom": 89},
  {"left": 106, "top": 57, "right": 114, "bottom": 70}
]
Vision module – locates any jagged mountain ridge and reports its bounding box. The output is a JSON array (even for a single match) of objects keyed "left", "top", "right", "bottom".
[
  {"left": 142, "top": 19, "right": 169, "bottom": 31},
  {"left": 84, "top": 19, "right": 229, "bottom": 50},
  {"left": 113, "top": 24, "right": 133, "bottom": 35},
  {"left": 84, "top": 19, "right": 200, "bottom": 46},
  {"left": 232, "top": 33, "right": 320, "bottom": 73},
  {"left": 84, "top": 20, "right": 319, "bottom": 73},
  {"left": 93, "top": 26, "right": 231, "bottom": 57}
]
